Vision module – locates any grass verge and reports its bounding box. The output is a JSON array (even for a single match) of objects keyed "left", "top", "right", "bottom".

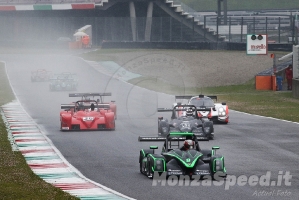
[{"left": 0, "top": 63, "right": 79, "bottom": 200}]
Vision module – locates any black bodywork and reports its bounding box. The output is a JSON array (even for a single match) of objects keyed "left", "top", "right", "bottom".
[
  {"left": 158, "top": 104, "right": 214, "bottom": 140},
  {"left": 49, "top": 72, "right": 78, "bottom": 91}
]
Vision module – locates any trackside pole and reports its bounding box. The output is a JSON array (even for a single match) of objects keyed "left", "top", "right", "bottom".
[{"left": 271, "top": 53, "right": 277, "bottom": 91}]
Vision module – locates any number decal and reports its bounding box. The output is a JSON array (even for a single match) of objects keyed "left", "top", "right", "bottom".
[{"left": 83, "top": 117, "right": 94, "bottom": 121}]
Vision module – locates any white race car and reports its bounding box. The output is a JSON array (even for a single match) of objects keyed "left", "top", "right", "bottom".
[{"left": 174, "top": 95, "right": 229, "bottom": 124}]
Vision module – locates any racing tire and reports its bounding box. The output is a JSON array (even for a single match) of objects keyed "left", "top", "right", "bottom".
[
  {"left": 146, "top": 158, "right": 153, "bottom": 179},
  {"left": 112, "top": 120, "right": 116, "bottom": 131},
  {"left": 139, "top": 161, "right": 143, "bottom": 173}
]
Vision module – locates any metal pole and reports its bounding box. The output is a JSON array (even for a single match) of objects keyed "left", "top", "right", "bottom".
[
  {"left": 229, "top": 16, "right": 231, "bottom": 42},
  {"left": 241, "top": 17, "right": 243, "bottom": 42},
  {"left": 291, "top": 15, "right": 295, "bottom": 44},
  {"left": 272, "top": 54, "right": 276, "bottom": 75},
  {"left": 272, "top": 53, "right": 277, "bottom": 91},
  {"left": 170, "top": 17, "right": 172, "bottom": 41},
  {"left": 266, "top": 17, "right": 268, "bottom": 34},
  {"left": 204, "top": 16, "right": 206, "bottom": 40},
  {"left": 217, "top": 0, "right": 221, "bottom": 25},
  {"left": 95, "top": 17, "right": 98, "bottom": 45},
  {"left": 278, "top": 17, "right": 281, "bottom": 43},
  {"left": 192, "top": 17, "right": 194, "bottom": 40},
  {"left": 223, "top": 0, "right": 227, "bottom": 25},
  {"left": 253, "top": 17, "right": 255, "bottom": 34},
  {"left": 295, "top": 14, "right": 298, "bottom": 45},
  {"left": 104, "top": 17, "right": 106, "bottom": 41},
  {"left": 160, "top": 17, "right": 162, "bottom": 42},
  {"left": 181, "top": 18, "right": 183, "bottom": 41},
  {"left": 216, "top": 16, "right": 219, "bottom": 42}
]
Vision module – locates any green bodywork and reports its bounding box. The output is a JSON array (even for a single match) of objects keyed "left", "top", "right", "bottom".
[{"left": 162, "top": 150, "right": 203, "bottom": 168}]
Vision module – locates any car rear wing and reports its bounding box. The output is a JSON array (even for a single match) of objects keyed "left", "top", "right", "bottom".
[
  {"left": 196, "top": 107, "right": 212, "bottom": 112},
  {"left": 138, "top": 136, "right": 167, "bottom": 142},
  {"left": 158, "top": 105, "right": 197, "bottom": 112},
  {"left": 158, "top": 106, "right": 211, "bottom": 112},
  {"left": 50, "top": 77, "right": 75, "bottom": 80},
  {"left": 138, "top": 135, "right": 209, "bottom": 142},
  {"left": 157, "top": 108, "right": 173, "bottom": 112},
  {"left": 69, "top": 93, "right": 112, "bottom": 97},
  {"left": 138, "top": 136, "right": 195, "bottom": 142},
  {"left": 61, "top": 103, "right": 111, "bottom": 110},
  {"left": 175, "top": 95, "right": 218, "bottom": 101}
]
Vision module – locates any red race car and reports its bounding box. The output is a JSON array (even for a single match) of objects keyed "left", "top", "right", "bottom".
[{"left": 60, "top": 93, "right": 116, "bottom": 131}]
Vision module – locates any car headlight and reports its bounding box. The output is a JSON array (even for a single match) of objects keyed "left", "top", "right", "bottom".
[
  {"left": 218, "top": 107, "right": 226, "bottom": 116},
  {"left": 156, "top": 160, "right": 163, "bottom": 170},
  {"left": 218, "top": 111, "right": 226, "bottom": 116},
  {"left": 215, "top": 160, "right": 223, "bottom": 171}
]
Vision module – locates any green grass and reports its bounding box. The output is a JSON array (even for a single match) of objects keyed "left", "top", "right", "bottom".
[
  {"left": 0, "top": 63, "right": 79, "bottom": 200},
  {"left": 182, "top": 0, "right": 299, "bottom": 11}
]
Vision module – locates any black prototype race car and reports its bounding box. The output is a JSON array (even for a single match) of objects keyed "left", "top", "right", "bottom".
[
  {"left": 138, "top": 132, "right": 226, "bottom": 179},
  {"left": 158, "top": 104, "right": 214, "bottom": 140},
  {"left": 49, "top": 72, "right": 78, "bottom": 91}
]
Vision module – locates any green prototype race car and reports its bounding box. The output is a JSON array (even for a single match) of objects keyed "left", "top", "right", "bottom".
[{"left": 138, "top": 132, "right": 226, "bottom": 179}]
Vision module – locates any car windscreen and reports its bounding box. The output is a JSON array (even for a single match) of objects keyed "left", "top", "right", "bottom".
[{"left": 189, "top": 98, "right": 214, "bottom": 107}]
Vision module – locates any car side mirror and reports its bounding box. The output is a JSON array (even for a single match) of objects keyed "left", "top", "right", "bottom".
[
  {"left": 150, "top": 146, "right": 158, "bottom": 154},
  {"left": 212, "top": 146, "right": 220, "bottom": 155},
  {"left": 222, "top": 102, "right": 226, "bottom": 105},
  {"left": 158, "top": 117, "right": 163, "bottom": 120}
]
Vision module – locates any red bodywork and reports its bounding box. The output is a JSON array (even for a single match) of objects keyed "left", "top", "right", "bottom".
[{"left": 60, "top": 101, "right": 115, "bottom": 131}]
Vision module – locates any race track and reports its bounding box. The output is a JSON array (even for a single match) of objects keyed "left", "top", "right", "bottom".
[{"left": 1, "top": 53, "right": 299, "bottom": 200}]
